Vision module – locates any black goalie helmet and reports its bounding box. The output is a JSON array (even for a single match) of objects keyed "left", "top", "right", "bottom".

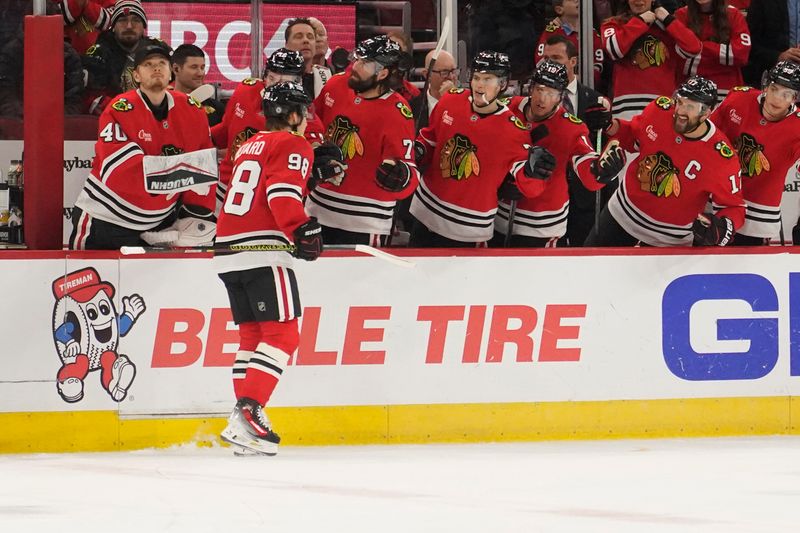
[
  {"left": 263, "top": 48, "right": 304, "bottom": 77},
  {"left": 471, "top": 50, "right": 511, "bottom": 79},
  {"left": 262, "top": 81, "right": 312, "bottom": 119},
  {"left": 352, "top": 35, "right": 403, "bottom": 68},
  {"left": 530, "top": 59, "right": 568, "bottom": 93},
  {"left": 675, "top": 75, "right": 718, "bottom": 107},
  {"left": 763, "top": 60, "right": 800, "bottom": 92}
]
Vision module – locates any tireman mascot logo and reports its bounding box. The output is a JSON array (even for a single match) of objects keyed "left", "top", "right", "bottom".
[{"left": 51, "top": 268, "right": 146, "bottom": 403}]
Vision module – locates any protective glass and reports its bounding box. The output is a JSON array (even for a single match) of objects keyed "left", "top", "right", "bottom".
[
  {"left": 765, "top": 83, "right": 798, "bottom": 102},
  {"left": 265, "top": 71, "right": 301, "bottom": 87},
  {"left": 530, "top": 84, "right": 562, "bottom": 101},
  {"left": 672, "top": 94, "right": 707, "bottom": 115}
]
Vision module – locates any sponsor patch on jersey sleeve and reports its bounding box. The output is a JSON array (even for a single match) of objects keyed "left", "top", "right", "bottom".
[{"left": 111, "top": 98, "right": 133, "bottom": 112}]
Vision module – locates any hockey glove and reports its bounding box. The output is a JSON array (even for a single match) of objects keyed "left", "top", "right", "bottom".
[
  {"left": 584, "top": 104, "right": 613, "bottom": 133},
  {"left": 591, "top": 140, "right": 625, "bottom": 185},
  {"left": 692, "top": 213, "right": 734, "bottom": 246},
  {"left": 523, "top": 146, "right": 556, "bottom": 180},
  {"left": 413, "top": 140, "right": 430, "bottom": 174},
  {"left": 310, "top": 142, "right": 347, "bottom": 188},
  {"left": 375, "top": 159, "right": 412, "bottom": 192},
  {"left": 497, "top": 174, "right": 523, "bottom": 201},
  {"left": 293, "top": 217, "right": 323, "bottom": 261}
]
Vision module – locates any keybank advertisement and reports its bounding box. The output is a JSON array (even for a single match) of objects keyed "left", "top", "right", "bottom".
[{"left": 1, "top": 252, "right": 799, "bottom": 416}]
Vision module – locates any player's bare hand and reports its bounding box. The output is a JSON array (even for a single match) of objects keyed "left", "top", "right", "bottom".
[
  {"left": 778, "top": 48, "right": 800, "bottom": 63},
  {"left": 123, "top": 294, "right": 146, "bottom": 321}
]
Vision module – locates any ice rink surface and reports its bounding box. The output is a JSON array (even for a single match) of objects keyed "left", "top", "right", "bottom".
[{"left": 1, "top": 436, "right": 797, "bottom": 533}]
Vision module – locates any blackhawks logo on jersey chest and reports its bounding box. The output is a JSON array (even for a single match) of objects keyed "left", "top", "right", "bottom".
[
  {"left": 637, "top": 151, "right": 680, "bottom": 198},
  {"left": 327, "top": 116, "right": 364, "bottom": 159},
  {"left": 440, "top": 134, "right": 480, "bottom": 180},
  {"left": 734, "top": 133, "right": 770, "bottom": 176},
  {"left": 230, "top": 126, "right": 259, "bottom": 162},
  {"left": 633, "top": 34, "right": 668, "bottom": 70}
]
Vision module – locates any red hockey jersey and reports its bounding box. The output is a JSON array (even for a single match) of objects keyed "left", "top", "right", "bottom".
[
  {"left": 215, "top": 130, "right": 313, "bottom": 273},
  {"left": 60, "top": 0, "right": 114, "bottom": 55},
  {"left": 602, "top": 16, "right": 702, "bottom": 119},
  {"left": 534, "top": 21, "right": 604, "bottom": 86},
  {"left": 674, "top": 6, "right": 750, "bottom": 96},
  {"left": 309, "top": 73, "right": 420, "bottom": 235},
  {"left": 494, "top": 96, "right": 602, "bottom": 239},
  {"left": 711, "top": 87, "right": 800, "bottom": 238},
  {"left": 74, "top": 89, "right": 216, "bottom": 231},
  {"left": 211, "top": 78, "right": 324, "bottom": 206},
  {"left": 607, "top": 97, "right": 745, "bottom": 246},
  {"left": 409, "top": 89, "right": 532, "bottom": 242}
]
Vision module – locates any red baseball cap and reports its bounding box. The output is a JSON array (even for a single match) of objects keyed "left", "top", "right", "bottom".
[{"left": 52, "top": 267, "right": 115, "bottom": 303}]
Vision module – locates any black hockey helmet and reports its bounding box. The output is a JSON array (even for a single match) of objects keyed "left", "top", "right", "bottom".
[
  {"left": 763, "top": 60, "right": 800, "bottom": 92},
  {"left": 262, "top": 81, "right": 312, "bottom": 119},
  {"left": 352, "top": 35, "right": 403, "bottom": 68},
  {"left": 471, "top": 50, "right": 511, "bottom": 79},
  {"left": 530, "top": 59, "right": 568, "bottom": 93},
  {"left": 675, "top": 75, "right": 718, "bottom": 107},
  {"left": 263, "top": 48, "right": 304, "bottom": 78}
]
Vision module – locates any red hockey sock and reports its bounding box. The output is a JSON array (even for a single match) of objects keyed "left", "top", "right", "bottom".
[{"left": 240, "top": 320, "right": 299, "bottom": 405}]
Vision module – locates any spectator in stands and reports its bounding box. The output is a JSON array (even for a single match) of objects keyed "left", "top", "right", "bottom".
[
  {"left": 743, "top": 0, "right": 800, "bottom": 86},
  {"left": 409, "top": 50, "right": 458, "bottom": 132},
  {"left": 387, "top": 30, "right": 420, "bottom": 102},
  {"left": 82, "top": 0, "right": 164, "bottom": 114},
  {"left": 535, "top": 1, "right": 604, "bottom": 87},
  {"left": 170, "top": 44, "right": 225, "bottom": 126},
  {"left": 0, "top": 2, "right": 84, "bottom": 117},
  {"left": 674, "top": 0, "right": 750, "bottom": 102},
  {"left": 308, "top": 17, "right": 331, "bottom": 67},
  {"left": 284, "top": 17, "right": 331, "bottom": 98},
  {"left": 541, "top": 34, "right": 614, "bottom": 246},
  {"left": 601, "top": 0, "right": 701, "bottom": 119},
  {"left": 56, "top": 0, "right": 115, "bottom": 54}
]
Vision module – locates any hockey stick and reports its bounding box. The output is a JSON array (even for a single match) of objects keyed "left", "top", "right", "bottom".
[
  {"left": 594, "top": 129, "right": 603, "bottom": 229},
  {"left": 188, "top": 83, "right": 215, "bottom": 103},
  {"left": 505, "top": 123, "right": 549, "bottom": 247},
  {"left": 119, "top": 244, "right": 416, "bottom": 268},
  {"left": 415, "top": 16, "right": 450, "bottom": 133}
]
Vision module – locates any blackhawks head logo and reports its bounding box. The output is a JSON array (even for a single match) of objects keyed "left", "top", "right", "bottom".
[
  {"left": 632, "top": 35, "right": 668, "bottom": 70},
  {"left": 230, "top": 126, "right": 259, "bottom": 162},
  {"left": 440, "top": 134, "right": 480, "bottom": 180},
  {"left": 326, "top": 116, "right": 364, "bottom": 159},
  {"left": 637, "top": 151, "right": 680, "bottom": 197},
  {"left": 734, "top": 133, "right": 770, "bottom": 176}
]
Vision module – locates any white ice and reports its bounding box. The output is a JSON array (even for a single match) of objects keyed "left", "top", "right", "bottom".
[{"left": 1, "top": 436, "right": 798, "bottom": 533}]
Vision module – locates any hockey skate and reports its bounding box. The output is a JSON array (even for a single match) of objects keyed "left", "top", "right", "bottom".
[{"left": 220, "top": 398, "right": 281, "bottom": 456}]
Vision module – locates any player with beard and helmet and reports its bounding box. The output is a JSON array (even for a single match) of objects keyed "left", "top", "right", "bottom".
[
  {"left": 585, "top": 75, "right": 745, "bottom": 247},
  {"left": 494, "top": 60, "right": 624, "bottom": 247},
  {"left": 215, "top": 81, "right": 322, "bottom": 457},
  {"left": 309, "top": 35, "right": 420, "bottom": 246},
  {"left": 711, "top": 61, "right": 800, "bottom": 245},
  {"left": 211, "top": 48, "right": 335, "bottom": 212},
  {"left": 407, "top": 51, "right": 558, "bottom": 247},
  {"left": 70, "top": 42, "right": 217, "bottom": 250}
]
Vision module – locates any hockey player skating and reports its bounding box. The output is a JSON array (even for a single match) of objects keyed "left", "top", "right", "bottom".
[
  {"left": 211, "top": 48, "right": 334, "bottom": 211},
  {"left": 215, "top": 82, "right": 323, "bottom": 456},
  {"left": 711, "top": 61, "right": 800, "bottom": 245},
  {"left": 310, "top": 35, "right": 420, "bottom": 246},
  {"left": 494, "top": 60, "right": 624, "bottom": 247},
  {"left": 70, "top": 42, "right": 218, "bottom": 249},
  {"left": 585, "top": 76, "right": 746, "bottom": 247},
  {"left": 408, "top": 51, "right": 556, "bottom": 247}
]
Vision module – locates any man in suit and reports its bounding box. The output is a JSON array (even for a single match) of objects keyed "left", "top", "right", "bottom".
[
  {"left": 541, "top": 34, "right": 614, "bottom": 246},
  {"left": 744, "top": 0, "right": 800, "bottom": 86},
  {"left": 409, "top": 49, "right": 458, "bottom": 133}
]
